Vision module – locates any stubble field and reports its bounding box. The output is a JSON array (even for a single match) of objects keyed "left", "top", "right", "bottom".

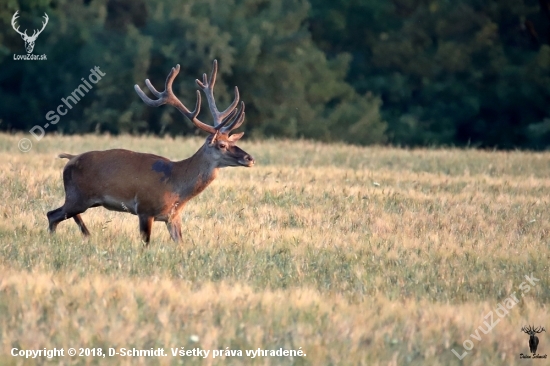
[{"left": 0, "top": 133, "right": 548, "bottom": 365}]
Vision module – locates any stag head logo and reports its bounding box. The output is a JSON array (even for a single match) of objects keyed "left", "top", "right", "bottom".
[
  {"left": 521, "top": 325, "right": 546, "bottom": 354},
  {"left": 11, "top": 11, "right": 49, "bottom": 54}
]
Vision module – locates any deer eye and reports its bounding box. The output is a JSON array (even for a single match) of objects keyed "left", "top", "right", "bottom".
[{"left": 218, "top": 143, "right": 227, "bottom": 149}]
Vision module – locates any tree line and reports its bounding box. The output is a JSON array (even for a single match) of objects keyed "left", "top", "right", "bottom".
[{"left": 1, "top": 0, "right": 549, "bottom": 149}]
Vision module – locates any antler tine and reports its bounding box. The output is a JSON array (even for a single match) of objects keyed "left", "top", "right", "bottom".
[
  {"left": 36, "top": 13, "right": 48, "bottom": 36},
  {"left": 221, "top": 101, "right": 246, "bottom": 133},
  {"left": 135, "top": 65, "right": 218, "bottom": 135},
  {"left": 11, "top": 11, "right": 27, "bottom": 37},
  {"left": 26, "top": 13, "right": 49, "bottom": 40},
  {"left": 195, "top": 59, "right": 240, "bottom": 127},
  {"left": 216, "top": 108, "right": 238, "bottom": 130},
  {"left": 134, "top": 66, "right": 181, "bottom": 108},
  {"left": 144, "top": 79, "right": 162, "bottom": 98},
  {"left": 140, "top": 65, "right": 180, "bottom": 104}
]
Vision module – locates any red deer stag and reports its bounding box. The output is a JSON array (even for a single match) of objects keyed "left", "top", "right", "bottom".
[{"left": 47, "top": 60, "right": 254, "bottom": 244}]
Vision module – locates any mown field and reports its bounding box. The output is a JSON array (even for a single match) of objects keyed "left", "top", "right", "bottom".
[{"left": 0, "top": 133, "right": 548, "bottom": 365}]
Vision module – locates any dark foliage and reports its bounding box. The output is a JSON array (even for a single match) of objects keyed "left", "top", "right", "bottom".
[{"left": 1, "top": 0, "right": 549, "bottom": 149}]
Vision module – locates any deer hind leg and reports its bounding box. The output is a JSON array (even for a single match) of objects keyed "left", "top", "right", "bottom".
[
  {"left": 73, "top": 214, "right": 90, "bottom": 236},
  {"left": 49, "top": 166, "right": 92, "bottom": 236},
  {"left": 166, "top": 218, "right": 182, "bottom": 243},
  {"left": 47, "top": 207, "right": 65, "bottom": 233},
  {"left": 139, "top": 215, "right": 153, "bottom": 245},
  {"left": 47, "top": 204, "right": 90, "bottom": 235},
  {"left": 47, "top": 190, "right": 91, "bottom": 235}
]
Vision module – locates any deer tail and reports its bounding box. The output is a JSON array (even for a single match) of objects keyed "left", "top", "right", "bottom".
[{"left": 58, "top": 153, "right": 76, "bottom": 160}]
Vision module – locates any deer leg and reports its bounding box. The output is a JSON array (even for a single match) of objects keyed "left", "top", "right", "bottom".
[
  {"left": 73, "top": 214, "right": 90, "bottom": 236},
  {"left": 166, "top": 218, "right": 182, "bottom": 243},
  {"left": 48, "top": 206, "right": 89, "bottom": 234},
  {"left": 47, "top": 207, "right": 64, "bottom": 233},
  {"left": 47, "top": 199, "right": 90, "bottom": 235},
  {"left": 49, "top": 165, "right": 93, "bottom": 236},
  {"left": 139, "top": 215, "right": 153, "bottom": 245}
]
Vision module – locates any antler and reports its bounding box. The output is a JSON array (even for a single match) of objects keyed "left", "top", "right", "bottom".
[
  {"left": 11, "top": 12, "right": 48, "bottom": 40},
  {"left": 135, "top": 61, "right": 246, "bottom": 136},
  {"left": 196, "top": 59, "right": 245, "bottom": 133},
  {"left": 11, "top": 11, "right": 27, "bottom": 38},
  {"left": 134, "top": 65, "right": 220, "bottom": 134},
  {"left": 522, "top": 325, "right": 546, "bottom": 334},
  {"left": 29, "top": 13, "right": 48, "bottom": 41}
]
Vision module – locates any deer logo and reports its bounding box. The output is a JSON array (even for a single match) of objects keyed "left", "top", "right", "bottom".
[
  {"left": 11, "top": 11, "right": 49, "bottom": 54},
  {"left": 521, "top": 325, "right": 546, "bottom": 354}
]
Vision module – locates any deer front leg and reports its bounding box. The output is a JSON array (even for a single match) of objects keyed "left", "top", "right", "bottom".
[{"left": 166, "top": 215, "right": 182, "bottom": 243}]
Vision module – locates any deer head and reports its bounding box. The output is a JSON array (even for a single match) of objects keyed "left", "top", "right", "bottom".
[
  {"left": 11, "top": 11, "right": 49, "bottom": 54},
  {"left": 134, "top": 59, "right": 254, "bottom": 168}
]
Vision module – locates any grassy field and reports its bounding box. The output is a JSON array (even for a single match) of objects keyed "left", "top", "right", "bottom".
[{"left": 0, "top": 133, "right": 549, "bottom": 365}]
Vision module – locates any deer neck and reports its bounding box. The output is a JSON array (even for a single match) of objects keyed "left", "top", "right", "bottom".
[{"left": 172, "top": 144, "right": 219, "bottom": 203}]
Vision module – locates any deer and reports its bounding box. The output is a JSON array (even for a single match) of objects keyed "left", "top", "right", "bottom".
[
  {"left": 47, "top": 60, "right": 254, "bottom": 244},
  {"left": 521, "top": 325, "right": 546, "bottom": 354},
  {"left": 11, "top": 11, "right": 49, "bottom": 54}
]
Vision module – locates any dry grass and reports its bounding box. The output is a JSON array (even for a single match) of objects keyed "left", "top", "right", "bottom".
[{"left": 0, "top": 133, "right": 549, "bottom": 365}]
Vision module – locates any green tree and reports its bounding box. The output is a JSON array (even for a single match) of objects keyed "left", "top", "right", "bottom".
[
  {"left": 309, "top": 0, "right": 550, "bottom": 149},
  {"left": 0, "top": 0, "right": 387, "bottom": 146}
]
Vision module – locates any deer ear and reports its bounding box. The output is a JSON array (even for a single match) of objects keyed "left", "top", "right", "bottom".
[{"left": 228, "top": 132, "right": 244, "bottom": 142}]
